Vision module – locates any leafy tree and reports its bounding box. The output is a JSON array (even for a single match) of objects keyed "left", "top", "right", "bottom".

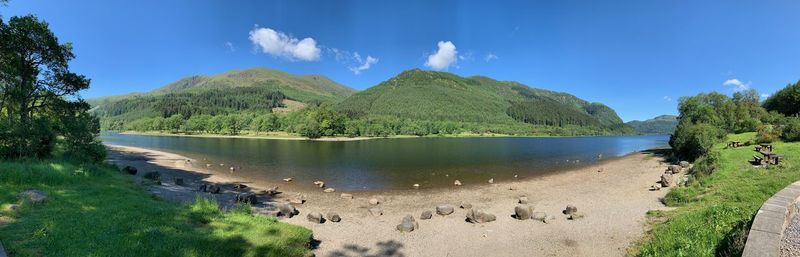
[
  {"left": 763, "top": 80, "right": 800, "bottom": 116},
  {"left": 781, "top": 116, "right": 800, "bottom": 142},
  {"left": 669, "top": 122, "right": 724, "bottom": 161}
]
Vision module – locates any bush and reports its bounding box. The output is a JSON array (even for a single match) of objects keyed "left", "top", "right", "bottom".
[
  {"left": 0, "top": 118, "right": 56, "bottom": 159},
  {"left": 670, "top": 122, "right": 725, "bottom": 161},
  {"left": 690, "top": 150, "right": 720, "bottom": 180},
  {"left": 781, "top": 116, "right": 800, "bottom": 142},
  {"left": 756, "top": 124, "right": 782, "bottom": 143}
]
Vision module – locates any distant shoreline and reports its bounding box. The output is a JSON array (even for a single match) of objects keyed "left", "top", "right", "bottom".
[{"left": 110, "top": 130, "right": 653, "bottom": 141}]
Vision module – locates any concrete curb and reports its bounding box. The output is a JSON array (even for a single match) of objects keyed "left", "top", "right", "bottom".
[{"left": 742, "top": 181, "right": 800, "bottom": 257}]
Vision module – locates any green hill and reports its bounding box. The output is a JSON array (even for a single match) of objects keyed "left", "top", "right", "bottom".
[
  {"left": 337, "top": 69, "right": 633, "bottom": 135},
  {"left": 89, "top": 67, "right": 355, "bottom": 125},
  {"left": 625, "top": 115, "right": 678, "bottom": 135}
]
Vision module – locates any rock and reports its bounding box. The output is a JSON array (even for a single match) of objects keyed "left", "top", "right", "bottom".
[
  {"left": 263, "top": 186, "right": 280, "bottom": 195},
  {"left": 568, "top": 212, "right": 586, "bottom": 220},
  {"left": 369, "top": 198, "right": 381, "bottom": 205},
  {"left": 514, "top": 205, "right": 533, "bottom": 220},
  {"left": 514, "top": 174, "right": 518, "bottom": 178},
  {"left": 454, "top": 180, "right": 462, "bottom": 186},
  {"left": 488, "top": 178, "right": 494, "bottom": 184},
  {"left": 327, "top": 212, "right": 341, "bottom": 222},
  {"left": 466, "top": 209, "right": 496, "bottom": 223},
  {"left": 436, "top": 205, "right": 455, "bottom": 215},
  {"left": 236, "top": 193, "right": 258, "bottom": 204},
  {"left": 277, "top": 203, "right": 298, "bottom": 218},
  {"left": 174, "top": 178, "right": 185, "bottom": 186},
  {"left": 307, "top": 212, "right": 324, "bottom": 223},
  {"left": 543, "top": 214, "right": 557, "bottom": 223},
  {"left": 460, "top": 202, "right": 472, "bottom": 209},
  {"left": 143, "top": 171, "right": 161, "bottom": 181},
  {"left": 123, "top": 166, "right": 138, "bottom": 175},
  {"left": 233, "top": 184, "right": 247, "bottom": 190},
  {"left": 198, "top": 184, "right": 208, "bottom": 192},
  {"left": 679, "top": 161, "right": 690, "bottom": 168},
  {"left": 288, "top": 194, "right": 306, "bottom": 204},
  {"left": 563, "top": 205, "right": 577, "bottom": 215},
  {"left": 229, "top": 167, "right": 236, "bottom": 172},
  {"left": 668, "top": 165, "right": 682, "bottom": 174},
  {"left": 19, "top": 189, "right": 47, "bottom": 204},
  {"left": 209, "top": 185, "right": 221, "bottom": 194},
  {"left": 518, "top": 196, "right": 529, "bottom": 204},
  {"left": 661, "top": 173, "right": 674, "bottom": 187},
  {"left": 532, "top": 212, "right": 548, "bottom": 222},
  {"left": 283, "top": 177, "right": 293, "bottom": 182},
  {"left": 420, "top": 210, "right": 433, "bottom": 220},
  {"left": 206, "top": 163, "right": 212, "bottom": 167},
  {"left": 313, "top": 181, "right": 325, "bottom": 188},
  {"left": 413, "top": 184, "right": 420, "bottom": 189},
  {"left": 369, "top": 208, "right": 383, "bottom": 216},
  {"left": 323, "top": 188, "right": 336, "bottom": 193},
  {"left": 650, "top": 183, "right": 662, "bottom": 191},
  {"left": 340, "top": 193, "right": 353, "bottom": 199},
  {"left": 396, "top": 214, "right": 419, "bottom": 232}
]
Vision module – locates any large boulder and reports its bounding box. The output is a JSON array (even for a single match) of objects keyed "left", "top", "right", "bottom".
[
  {"left": 19, "top": 189, "right": 47, "bottom": 204},
  {"left": 661, "top": 173, "right": 674, "bottom": 187},
  {"left": 436, "top": 205, "right": 455, "bottom": 216},
  {"left": 122, "top": 166, "right": 138, "bottom": 175},
  {"left": 679, "top": 161, "right": 690, "bottom": 168},
  {"left": 514, "top": 205, "right": 533, "bottom": 220},
  {"left": 563, "top": 205, "right": 578, "bottom": 215},
  {"left": 466, "top": 209, "right": 496, "bottom": 223},
  {"left": 326, "top": 212, "right": 341, "bottom": 222},
  {"left": 277, "top": 203, "right": 298, "bottom": 218},
  {"left": 420, "top": 210, "right": 433, "bottom": 220},
  {"left": 668, "top": 165, "right": 682, "bottom": 174},
  {"left": 396, "top": 214, "right": 419, "bottom": 232},
  {"left": 307, "top": 212, "right": 324, "bottom": 223}
]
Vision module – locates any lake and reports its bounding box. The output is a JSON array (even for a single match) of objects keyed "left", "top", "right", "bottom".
[{"left": 101, "top": 133, "right": 670, "bottom": 191}]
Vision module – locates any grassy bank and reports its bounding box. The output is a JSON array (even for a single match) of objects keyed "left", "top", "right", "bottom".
[
  {"left": 0, "top": 160, "right": 313, "bottom": 257},
  {"left": 634, "top": 132, "right": 800, "bottom": 256}
]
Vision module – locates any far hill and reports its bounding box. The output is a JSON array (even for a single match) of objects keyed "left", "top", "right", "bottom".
[
  {"left": 89, "top": 67, "right": 355, "bottom": 122},
  {"left": 625, "top": 115, "right": 678, "bottom": 135},
  {"left": 337, "top": 69, "right": 634, "bottom": 135}
]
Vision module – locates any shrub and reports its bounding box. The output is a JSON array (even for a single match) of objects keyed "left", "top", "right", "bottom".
[
  {"left": 781, "top": 116, "right": 800, "bottom": 142},
  {"left": 670, "top": 122, "right": 725, "bottom": 161},
  {"left": 756, "top": 124, "right": 782, "bottom": 143},
  {"left": 690, "top": 150, "right": 720, "bottom": 180}
]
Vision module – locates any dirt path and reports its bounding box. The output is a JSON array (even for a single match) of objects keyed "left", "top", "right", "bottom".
[{"left": 106, "top": 144, "right": 672, "bottom": 257}]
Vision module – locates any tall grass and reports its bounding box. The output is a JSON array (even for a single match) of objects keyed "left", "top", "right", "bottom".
[
  {"left": 635, "top": 132, "right": 800, "bottom": 256},
  {"left": 0, "top": 160, "right": 312, "bottom": 257}
]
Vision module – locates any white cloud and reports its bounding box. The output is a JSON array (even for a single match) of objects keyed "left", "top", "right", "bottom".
[
  {"left": 723, "top": 79, "right": 751, "bottom": 92},
  {"left": 485, "top": 53, "right": 499, "bottom": 62},
  {"left": 425, "top": 41, "right": 458, "bottom": 71},
  {"left": 663, "top": 96, "right": 672, "bottom": 101},
  {"left": 224, "top": 41, "right": 236, "bottom": 52},
  {"left": 761, "top": 93, "right": 770, "bottom": 98},
  {"left": 248, "top": 27, "right": 320, "bottom": 61},
  {"left": 348, "top": 52, "right": 379, "bottom": 75}
]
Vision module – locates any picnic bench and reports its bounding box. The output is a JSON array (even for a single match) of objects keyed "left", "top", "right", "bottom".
[{"left": 728, "top": 141, "right": 745, "bottom": 148}]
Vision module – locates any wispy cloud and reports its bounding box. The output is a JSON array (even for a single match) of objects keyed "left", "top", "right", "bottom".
[
  {"left": 330, "top": 49, "right": 379, "bottom": 75},
  {"left": 663, "top": 96, "right": 672, "bottom": 101},
  {"left": 485, "top": 53, "right": 499, "bottom": 62},
  {"left": 723, "top": 79, "right": 751, "bottom": 92},
  {"left": 348, "top": 52, "right": 378, "bottom": 75},
  {"left": 425, "top": 41, "right": 458, "bottom": 71},
  {"left": 224, "top": 41, "right": 236, "bottom": 52},
  {"left": 248, "top": 26, "right": 320, "bottom": 61}
]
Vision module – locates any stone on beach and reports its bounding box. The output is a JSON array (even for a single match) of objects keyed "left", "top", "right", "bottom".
[
  {"left": 650, "top": 183, "right": 662, "bottom": 191},
  {"left": 208, "top": 185, "right": 221, "bottom": 194},
  {"left": 518, "top": 196, "right": 529, "bottom": 204},
  {"left": 396, "top": 214, "right": 419, "bottom": 232},
  {"left": 313, "top": 181, "right": 325, "bottom": 188},
  {"left": 420, "top": 210, "right": 433, "bottom": 220},
  {"left": 488, "top": 178, "right": 494, "bottom": 184},
  {"left": 198, "top": 184, "right": 208, "bottom": 192},
  {"left": 660, "top": 173, "right": 674, "bottom": 187},
  {"left": 326, "top": 212, "right": 341, "bottom": 222},
  {"left": 233, "top": 184, "right": 247, "bottom": 190},
  {"left": 466, "top": 209, "right": 496, "bottom": 224},
  {"left": 563, "top": 205, "right": 578, "bottom": 215},
  {"left": 283, "top": 177, "right": 293, "bottom": 182},
  {"left": 668, "top": 165, "right": 682, "bottom": 174},
  {"left": 568, "top": 212, "right": 586, "bottom": 220},
  {"left": 413, "top": 184, "right": 420, "bottom": 189},
  {"left": 288, "top": 194, "right": 306, "bottom": 204},
  {"left": 514, "top": 205, "right": 533, "bottom": 220},
  {"left": 236, "top": 193, "right": 258, "bottom": 204},
  {"left": 436, "top": 205, "right": 455, "bottom": 215},
  {"left": 369, "top": 198, "right": 381, "bottom": 205},
  {"left": 532, "top": 212, "right": 548, "bottom": 222},
  {"left": 323, "top": 188, "right": 336, "bottom": 193},
  {"left": 454, "top": 180, "right": 462, "bottom": 186},
  {"left": 459, "top": 202, "right": 472, "bottom": 209},
  {"left": 369, "top": 208, "right": 383, "bottom": 216},
  {"left": 19, "top": 189, "right": 47, "bottom": 204},
  {"left": 263, "top": 186, "right": 280, "bottom": 195},
  {"left": 307, "top": 212, "right": 324, "bottom": 223},
  {"left": 277, "top": 203, "right": 298, "bottom": 218},
  {"left": 340, "top": 193, "right": 353, "bottom": 199},
  {"left": 679, "top": 161, "right": 690, "bottom": 168}
]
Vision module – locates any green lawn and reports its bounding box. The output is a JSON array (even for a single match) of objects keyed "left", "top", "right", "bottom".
[
  {"left": 0, "top": 160, "right": 313, "bottom": 257},
  {"left": 635, "top": 132, "right": 800, "bottom": 256}
]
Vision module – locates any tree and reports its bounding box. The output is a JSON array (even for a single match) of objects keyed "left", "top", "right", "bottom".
[{"left": 763, "top": 80, "right": 800, "bottom": 116}]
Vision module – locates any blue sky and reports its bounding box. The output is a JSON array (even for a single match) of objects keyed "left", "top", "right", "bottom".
[{"left": 4, "top": 0, "right": 800, "bottom": 122}]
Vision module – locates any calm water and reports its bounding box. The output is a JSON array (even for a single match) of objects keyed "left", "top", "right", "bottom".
[{"left": 101, "top": 133, "right": 669, "bottom": 191}]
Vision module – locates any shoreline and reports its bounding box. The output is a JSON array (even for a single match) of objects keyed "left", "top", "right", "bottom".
[
  {"left": 112, "top": 130, "right": 655, "bottom": 142},
  {"left": 105, "top": 144, "right": 674, "bottom": 256}
]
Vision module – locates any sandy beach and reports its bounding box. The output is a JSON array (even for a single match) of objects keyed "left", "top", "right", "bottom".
[{"left": 106, "top": 144, "right": 672, "bottom": 257}]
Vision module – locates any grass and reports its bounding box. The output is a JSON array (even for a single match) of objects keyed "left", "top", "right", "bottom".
[
  {"left": 0, "top": 159, "right": 313, "bottom": 257},
  {"left": 634, "top": 132, "right": 800, "bottom": 256}
]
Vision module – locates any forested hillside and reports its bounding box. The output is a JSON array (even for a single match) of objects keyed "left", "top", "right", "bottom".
[{"left": 626, "top": 115, "right": 678, "bottom": 134}]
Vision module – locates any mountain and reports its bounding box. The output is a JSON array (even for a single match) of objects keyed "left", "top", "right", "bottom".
[
  {"left": 337, "top": 69, "right": 634, "bottom": 135},
  {"left": 625, "top": 115, "right": 678, "bottom": 135},
  {"left": 89, "top": 67, "right": 355, "bottom": 122}
]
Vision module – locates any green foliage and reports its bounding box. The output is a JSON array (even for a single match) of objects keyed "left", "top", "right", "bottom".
[
  {"left": 780, "top": 116, "right": 800, "bottom": 142},
  {"left": 763, "top": 80, "right": 800, "bottom": 116},
  {"left": 670, "top": 122, "right": 725, "bottom": 161},
  {"left": 755, "top": 124, "right": 781, "bottom": 143},
  {"left": 0, "top": 159, "right": 313, "bottom": 257}
]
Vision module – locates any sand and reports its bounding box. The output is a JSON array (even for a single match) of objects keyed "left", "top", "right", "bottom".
[{"left": 106, "top": 144, "right": 673, "bottom": 257}]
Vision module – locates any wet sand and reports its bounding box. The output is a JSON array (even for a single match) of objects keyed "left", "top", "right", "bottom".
[{"left": 106, "top": 144, "right": 673, "bottom": 257}]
